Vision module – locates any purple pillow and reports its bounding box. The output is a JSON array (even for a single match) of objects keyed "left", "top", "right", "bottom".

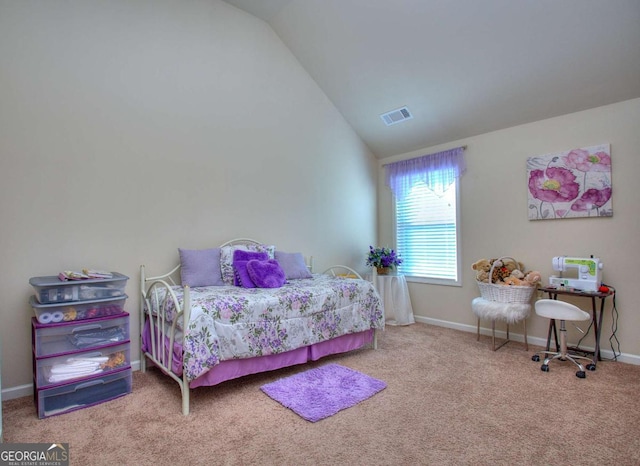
[
  {"left": 233, "top": 250, "right": 268, "bottom": 286},
  {"left": 178, "top": 248, "right": 224, "bottom": 287},
  {"left": 247, "top": 259, "right": 286, "bottom": 288},
  {"left": 233, "top": 261, "right": 256, "bottom": 288},
  {"left": 274, "top": 251, "right": 312, "bottom": 279}
]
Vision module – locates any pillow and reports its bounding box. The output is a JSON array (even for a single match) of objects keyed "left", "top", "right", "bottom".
[
  {"left": 274, "top": 251, "right": 312, "bottom": 279},
  {"left": 221, "top": 244, "right": 275, "bottom": 285},
  {"left": 233, "top": 261, "right": 256, "bottom": 288},
  {"left": 232, "top": 249, "right": 268, "bottom": 286},
  {"left": 178, "top": 248, "right": 224, "bottom": 287},
  {"left": 247, "top": 259, "right": 286, "bottom": 288}
]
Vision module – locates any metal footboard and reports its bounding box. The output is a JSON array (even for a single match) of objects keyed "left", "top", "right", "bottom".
[{"left": 140, "top": 265, "right": 192, "bottom": 415}]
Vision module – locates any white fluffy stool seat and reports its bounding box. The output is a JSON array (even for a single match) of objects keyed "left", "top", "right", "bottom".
[{"left": 472, "top": 297, "right": 530, "bottom": 351}]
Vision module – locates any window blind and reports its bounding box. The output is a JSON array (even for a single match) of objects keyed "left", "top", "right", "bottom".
[{"left": 396, "top": 176, "right": 459, "bottom": 282}]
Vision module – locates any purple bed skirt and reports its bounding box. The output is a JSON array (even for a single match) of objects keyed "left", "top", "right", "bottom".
[{"left": 141, "top": 320, "right": 374, "bottom": 389}]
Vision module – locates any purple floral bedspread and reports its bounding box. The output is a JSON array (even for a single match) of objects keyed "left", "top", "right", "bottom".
[{"left": 148, "top": 275, "right": 384, "bottom": 382}]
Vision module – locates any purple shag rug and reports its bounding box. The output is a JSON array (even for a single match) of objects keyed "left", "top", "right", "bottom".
[{"left": 260, "top": 363, "right": 386, "bottom": 422}]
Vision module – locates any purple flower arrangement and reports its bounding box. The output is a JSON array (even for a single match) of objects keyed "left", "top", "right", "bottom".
[{"left": 366, "top": 246, "right": 403, "bottom": 269}]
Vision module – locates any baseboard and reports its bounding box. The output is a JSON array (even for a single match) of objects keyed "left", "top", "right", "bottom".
[
  {"left": 2, "top": 360, "right": 142, "bottom": 401},
  {"left": 414, "top": 315, "right": 640, "bottom": 366}
]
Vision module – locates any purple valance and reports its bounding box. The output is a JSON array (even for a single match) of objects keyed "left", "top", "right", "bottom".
[{"left": 384, "top": 146, "right": 466, "bottom": 199}]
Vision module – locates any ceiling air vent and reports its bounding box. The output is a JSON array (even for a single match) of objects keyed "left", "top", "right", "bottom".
[{"left": 380, "top": 106, "right": 413, "bottom": 126}]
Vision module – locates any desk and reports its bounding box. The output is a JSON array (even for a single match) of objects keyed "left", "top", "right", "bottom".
[
  {"left": 373, "top": 274, "right": 415, "bottom": 326},
  {"left": 538, "top": 286, "right": 613, "bottom": 364}
]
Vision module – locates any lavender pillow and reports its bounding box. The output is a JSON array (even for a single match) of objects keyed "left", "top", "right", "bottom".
[
  {"left": 178, "top": 248, "right": 224, "bottom": 287},
  {"left": 274, "top": 251, "right": 312, "bottom": 279},
  {"left": 247, "top": 259, "right": 286, "bottom": 288},
  {"left": 233, "top": 250, "right": 268, "bottom": 286}
]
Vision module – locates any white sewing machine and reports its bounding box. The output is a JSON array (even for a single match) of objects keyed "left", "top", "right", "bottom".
[{"left": 549, "top": 256, "right": 603, "bottom": 292}]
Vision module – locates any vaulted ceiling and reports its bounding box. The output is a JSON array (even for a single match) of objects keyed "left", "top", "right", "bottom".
[{"left": 223, "top": 0, "right": 640, "bottom": 158}]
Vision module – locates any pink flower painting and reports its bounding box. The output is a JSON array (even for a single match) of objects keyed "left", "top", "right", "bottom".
[{"left": 527, "top": 144, "right": 612, "bottom": 220}]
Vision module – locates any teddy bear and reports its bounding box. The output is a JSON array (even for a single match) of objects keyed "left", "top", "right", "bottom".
[
  {"left": 471, "top": 259, "right": 491, "bottom": 282},
  {"left": 503, "top": 275, "right": 525, "bottom": 286},
  {"left": 500, "top": 258, "right": 525, "bottom": 275},
  {"left": 523, "top": 271, "right": 542, "bottom": 286}
]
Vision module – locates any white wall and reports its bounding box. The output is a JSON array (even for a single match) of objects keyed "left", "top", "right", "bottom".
[
  {"left": 0, "top": 0, "right": 378, "bottom": 393},
  {"left": 379, "top": 98, "right": 640, "bottom": 361}
]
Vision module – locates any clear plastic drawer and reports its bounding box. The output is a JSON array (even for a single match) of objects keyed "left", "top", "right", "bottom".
[
  {"left": 34, "top": 342, "right": 130, "bottom": 388},
  {"left": 30, "top": 273, "right": 128, "bottom": 304},
  {"left": 30, "top": 295, "right": 127, "bottom": 324},
  {"left": 35, "top": 367, "right": 132, "bottom": 418},
  {"left": 32, "top": 314, "right": 129, "bottom": 358}
]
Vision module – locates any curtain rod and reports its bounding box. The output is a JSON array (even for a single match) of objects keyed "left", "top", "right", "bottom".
[{"left": 382, "top": 145, "right": 466, "bottom": 166}]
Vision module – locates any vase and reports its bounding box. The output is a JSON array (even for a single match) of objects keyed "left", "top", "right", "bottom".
[{"left": 377, "top": 267, "right": 391, "bottom": 275}]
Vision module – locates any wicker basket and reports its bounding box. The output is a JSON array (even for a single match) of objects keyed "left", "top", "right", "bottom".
[{"left": 476, "top": 256, "right": 536, "bottom": 304}]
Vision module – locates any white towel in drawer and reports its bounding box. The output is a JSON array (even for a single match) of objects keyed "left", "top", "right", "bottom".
[{"left": 35, "top": 342, "right": 130, "bottom": 388}]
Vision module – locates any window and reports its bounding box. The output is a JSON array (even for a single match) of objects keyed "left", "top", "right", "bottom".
[
  {"left": 384, "top": 147, "right": 465, "bottom": 286},
  {"left": 395, "top": 175, "right": 460, "bottom": 284}
]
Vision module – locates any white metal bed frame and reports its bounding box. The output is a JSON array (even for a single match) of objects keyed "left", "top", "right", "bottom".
[{"left": 140, "top": 238, "right": 378, "bottom": 415}]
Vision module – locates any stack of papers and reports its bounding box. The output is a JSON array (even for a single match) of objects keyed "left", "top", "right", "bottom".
[
  {"left": 58, "top": 271, "right": 89, "bottom": 281},
  {"left": 82, "top": 269, "right": 113, "bottom": 279},
  {"left": 58, "top": 270, "right": 114, "bottom": 281}
]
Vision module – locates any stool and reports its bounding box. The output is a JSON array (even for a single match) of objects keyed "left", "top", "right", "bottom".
[
  {"left": 531, "top": 299, "right": 596, "bottom": 378},
  {"left": 472, "top": 297, "right": 530, "bottom": 351}
]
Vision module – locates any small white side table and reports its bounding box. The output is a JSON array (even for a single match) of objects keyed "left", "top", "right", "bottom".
[{"left": 374, "top": 273, "right": 415, "bottom": 326}]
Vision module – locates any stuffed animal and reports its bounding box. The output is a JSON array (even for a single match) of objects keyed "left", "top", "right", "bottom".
[
  {"left": 502, "top": 259, "right": 525, "bottom": 274},
  {"left": 491, "top": 262, "right": 511, "bottom": 283},
  {"left": 503, "top": 276, "right": 525, "bottom": 286},
  {"left": 523, "top": 271, "right": 542, "bottom": 286},
  {"left": 471, "top": 259, "right": 491, "bottom": 282},
  {"left": 510, "top": 269, "right": 525, "bottom": 280}
]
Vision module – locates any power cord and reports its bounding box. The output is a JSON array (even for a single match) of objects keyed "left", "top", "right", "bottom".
[{"left": 604, "top": 284, "right": 621, "bottom": 361}]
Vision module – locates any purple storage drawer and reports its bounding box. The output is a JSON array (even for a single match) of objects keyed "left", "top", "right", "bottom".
[
  {"left": 32, "top": 314, "right": 129, "bottom": 358},
  {"left": 34, "top": 341, "right": 130, "bottom": 388},
  {"left": 30, "top": 294, "right": 127, "bottom": 324},
  {"left": 35, "top": 367, "right": 132, "bottom": 418}
]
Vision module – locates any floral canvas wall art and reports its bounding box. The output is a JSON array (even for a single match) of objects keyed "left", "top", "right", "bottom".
[{"left": 527, "top": 144, "right": 612, "bottom": 220}]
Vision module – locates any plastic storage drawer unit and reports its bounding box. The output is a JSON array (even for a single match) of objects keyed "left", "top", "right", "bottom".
[
  {"left": 30, "top": 272, "right": 129, "bottom": 304},
  {"left": 34, "top": 342, "right": 130, "bottom": 388},
  {"left": 35, "top": 367, "right": 132, "bottom": 418},
  {"left": 30, "top": 295, "right": 127, "bottom": 324},
  {"left": 32, "top": 314, "right": 129, "bottom": 358}
]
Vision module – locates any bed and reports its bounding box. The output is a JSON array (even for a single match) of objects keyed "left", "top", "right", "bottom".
[{"left": 139, "top": 238, "right": 384, "bottom": 415}]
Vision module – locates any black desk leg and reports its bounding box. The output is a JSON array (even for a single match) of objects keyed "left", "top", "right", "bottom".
[{"left": 595, "top": 296, "right": 606, "bottom": 362}]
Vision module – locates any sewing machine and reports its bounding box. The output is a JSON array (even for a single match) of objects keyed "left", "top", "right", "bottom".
[{"left": 549, "top": 256, "right": 603, "bottom": 292}]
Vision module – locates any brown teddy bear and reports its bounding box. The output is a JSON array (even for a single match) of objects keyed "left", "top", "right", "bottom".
[
  {"left": 471, "top": 259, "right": 491, "bottom": 282},
  {"left": 503, "top": 276, "right": 525, "bottom": 286},
  {"left": 523, "top": 271, "right": 542, "bottom": 286}
]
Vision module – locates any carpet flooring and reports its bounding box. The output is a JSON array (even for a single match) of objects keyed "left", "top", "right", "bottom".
[{"left": 2, "top": 323, "right": 640, "bottom": 465}]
